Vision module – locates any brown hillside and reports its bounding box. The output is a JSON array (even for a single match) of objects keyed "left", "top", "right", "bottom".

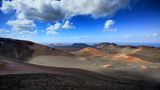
[
  {"left": 111, "top": 53, "right": 148, "bottom": 63},
  {"left": 74, "top": 47, "right": 105, "bottom": 57},
  {"left": 0, "top": 37, "right": 73, "bottom": 62}
]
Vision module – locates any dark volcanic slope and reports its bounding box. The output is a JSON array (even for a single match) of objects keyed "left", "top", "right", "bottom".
[
  {"left": 1, "top": 73, "right": 159, "bottom": 90},
  {"left": 0, "top": 37, "right": 71, "bottom": 62},
  {"left": 0, "top": 60, "right": 159, "bottom": 90},
  {"left": 0, "top": 38, "right": 34, "bottom": 62}
]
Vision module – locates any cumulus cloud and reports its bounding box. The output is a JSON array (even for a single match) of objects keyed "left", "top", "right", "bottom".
[
  {"left": 1, "top": 0, "right": 66, "bottom": 21},
  {"left": 46, "top": 22, "right": 61, "bottom": 35},
  {"left": 61, "top": 0, "right": 130, "bottom": 18},
  {"left": 0, "top": 28, "right": 37, "bottom": 39},
  {"left": 46, "top": 20, "right": 74, "bottom": 35},
  {"left": 62, "top": 20, "right": 74, "bottom": 29},
  {"left": 0, "top": 0, "right": 15, "bottom": 13},
  {"left": 1, "top": 0, "right": 130, "bottom": 36},
  {"left": 18, "top": 30, "right": 37, "bottom": 37},
  {"left": 104, "top": 20, "right": 117, "bottom": 32},
  {"left": 1, "top": 0, "right": 130, "bottom": 21},
  {"left": 7, "top": 19, "right": 36, "bottom": 30}
]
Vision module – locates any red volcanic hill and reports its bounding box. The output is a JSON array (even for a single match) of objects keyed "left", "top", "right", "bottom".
[
  {"left": 74, "top": 47, "right": 105, "bottom": 57},
  {"left": 111, "top": 53, "right": 147, "bottom": 63}
]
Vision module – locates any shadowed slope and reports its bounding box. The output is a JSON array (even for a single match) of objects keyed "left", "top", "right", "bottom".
[
  {"left": 0, "top": 60, "right": 159, "bottom": 90},
  {"left": 0, "top": 37, "right": 72, "bottom": 62}
]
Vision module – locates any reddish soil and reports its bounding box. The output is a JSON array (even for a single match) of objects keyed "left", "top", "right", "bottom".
[
  {"left": 76, "top": 47, "right": 105, "bottom": 57},
  {"left": 111, "top": 53, "right": 148, "bottom": 63}
]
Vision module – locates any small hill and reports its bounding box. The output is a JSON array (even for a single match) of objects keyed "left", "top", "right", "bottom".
[
  {"left": 49, "top": 43, "right": 92, "bottom": 52},
  {"left": 111, "top": 53, "right": 147, "bottom": 63},
  {"left": 48, "top": 43, "right": 66, "bottom": 47},
  {"left": 74, "top": 47, "right": 105, "bottom": 57},
  {"left": 71, "top": 43, "right": 91, "bottom": 48},
  {"left": 95, "top": 42, "right": 160, "bottom": 62},
  {"left": 130, "top": 47, "right": 160, "bottom": 62},
  {"left": 0, "top": 37, "right": 71, "bottom": 62}
]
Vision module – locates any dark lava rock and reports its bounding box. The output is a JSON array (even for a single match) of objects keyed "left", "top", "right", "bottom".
[{"left": 0, "top": 73, "right": 159, "bottom": 90}]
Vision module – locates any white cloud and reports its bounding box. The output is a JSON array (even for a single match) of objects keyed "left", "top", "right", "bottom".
[
  {"left": 69, "top": 35, "right": 89, "bottom": 40},
  {"left": 46, "top": 20, "right": 74, "bottom": 35},
  {"left": 9, "top": 30, "right": 37, "bottom": 41},
  {"left": 61, "top": 0, "right": 130, "bottom": 18},
  {"left": 1, "top": 0, "right": 66, "bottom": 21},
  {"left": 1, "top": 0, "right": 130, "bottom": 21},
  {"left": 104, "top": 20, "right": 117, "bottom": 32},
  {"left": 7, "top": 19, "right": 36, "bottom": 30},
  {"left": 18, "top": 30, "right": 37, "bottom": 37},
  {"left": 1, "top": 0, "right": 130, "bottom": 36},
  {"left": 0, "top": 28, "right": 10, "bottom": 33},
  {"left": 153, "top": 33, "right": 158, "bottom": 37},
  {"left": 62, "top": 20, "right": 74, "bottom": 29},
  {"left": 147, "top": 33, "right": 160, "bottom": 37},
  {"left": 124, "top": 34, "right": 131, "bottom": 39},
  {"left": 0, "top": 0, "right": 15, "bottom": 13},
  {"left": 0, "top": 28, "right": 10, "bottom": 38},
  {"left": 46, "top": 22, "right": 61, "bottom": 35},
  {"left": 47, "top": 22, "right": 62, "bottom": 32},
  {"left": 68, "top": 35, "right": 89, "bottom": 42},
  {"left": 0, "top": 28, "right": 37, "bottom": 40},
  {"left": 104, "top": 20, "right": 115, "bottom": 29}
]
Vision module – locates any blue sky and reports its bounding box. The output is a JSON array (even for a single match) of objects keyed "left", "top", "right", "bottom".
[{"left": 0, "top": 0, "right": 160, "bottom": 43}]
